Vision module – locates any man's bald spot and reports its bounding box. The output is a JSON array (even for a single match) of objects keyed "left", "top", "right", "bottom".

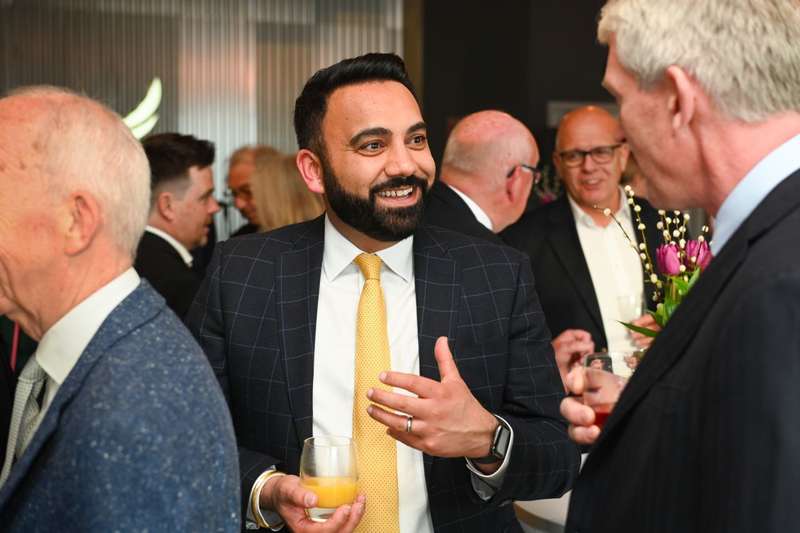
[
  {"left": 555, "top": 106, "right": 624, "bottom": 151},
  {"left": 442, "top": 110, "right": 537, "bottom": 176}
]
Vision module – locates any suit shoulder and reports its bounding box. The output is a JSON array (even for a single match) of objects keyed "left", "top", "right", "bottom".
[
  {"left": 219, "top": 218, "right": 321, "bottom": 261},
  {"left": 421, "top": 223, "right": 529, "bottom": 266},
  {"left": 501, "top": 203, "right": 553, "bottom": 249}
]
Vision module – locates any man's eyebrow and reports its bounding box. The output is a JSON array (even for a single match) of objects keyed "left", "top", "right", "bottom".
[
  {"left": 406, "top": 121, "right": 427, "bottom": 134},
  {"left": 349, "top": 127, "right": 391, "bottom": 147}
]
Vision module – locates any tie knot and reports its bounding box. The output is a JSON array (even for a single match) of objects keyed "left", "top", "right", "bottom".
[
  {"left": 18, "top": 357, "right": 45, "bottom": 385},
  {"left": 355, "top": 253, "right": 382, "bottom": 281}
]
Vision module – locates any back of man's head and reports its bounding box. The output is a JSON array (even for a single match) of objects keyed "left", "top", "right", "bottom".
[
  {"left": 2, "top": 86, "right": 150, "bottom": 259},
  {"left": 143, "top": 133, "right": 215, "bottom": 208},
  {"left": 440, "top": 110, "right": 539, "bottom": 231}
]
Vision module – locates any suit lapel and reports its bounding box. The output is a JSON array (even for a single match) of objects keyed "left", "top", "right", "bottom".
[
  {"left": 413, "top": 225, "right": 459, "bottom": 476},
  {"left": 277, "top": 218, "right": 324, "bottom": 445},
  {"left": 0, "top": 283, "right": 160, "bottom": 505},
  {"left": 594, "top": 170, "right": 800, "bottom": 453},
  {"left": 546, "top": 197, "right": 605, "bottom": 333}
]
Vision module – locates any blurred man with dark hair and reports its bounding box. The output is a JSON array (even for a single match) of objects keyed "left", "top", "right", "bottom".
[
  {"left": 188, "top": 53, "right": 577, "bottom": 533},
  {"left": 135, "top": 132, "right": 220, "bottom": 317}
]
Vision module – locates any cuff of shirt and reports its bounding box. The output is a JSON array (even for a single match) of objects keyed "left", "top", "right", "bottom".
[
  {"left": 464, "top": 414, "right": 514, "bottom": 501},
  {"left": 245, "top": 468, "right": 285, "bottom": 531}
]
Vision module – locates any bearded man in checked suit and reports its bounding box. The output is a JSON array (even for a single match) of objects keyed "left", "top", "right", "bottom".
[{"left": 187, "top": 53, "right": 578, "bottom": 533}]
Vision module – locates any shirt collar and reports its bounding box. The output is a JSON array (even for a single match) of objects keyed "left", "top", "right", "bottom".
[
  {"left": 145, "top": 225, "right": 194, "bottom": 267},
  {"left": 445, "top": 183, "right": 494, "bottom": 232},
  {"left": 322, "top": 214, "right": 414, "bottom": 284},
  {"left": 567, "top": 186, "right": 631, "bottom": 228},
  {"left": 712, "top": 133, "right": 800, "bottom": 254},
  {"left": 35, "top": 268, "right": 140, "bottom": 386}
]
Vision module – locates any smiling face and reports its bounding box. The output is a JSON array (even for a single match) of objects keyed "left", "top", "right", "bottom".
[
  {"left": 554, "top": 106, "right": 629, "bottom": 215},
  {"left": 316, "top": 81, "right": 435, "bottom": 249}
]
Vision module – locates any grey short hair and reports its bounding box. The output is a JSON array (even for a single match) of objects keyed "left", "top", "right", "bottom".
[
  {"left": 10, "top": 86, "right": 150, "bottom": 259},
  {"left": 598, "top": 0, "right": 800, "bottom": 122}
]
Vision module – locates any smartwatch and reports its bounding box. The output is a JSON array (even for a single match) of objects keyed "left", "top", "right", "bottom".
[{"left": 473, "top": 415, "right": 511, "bottom": 464}]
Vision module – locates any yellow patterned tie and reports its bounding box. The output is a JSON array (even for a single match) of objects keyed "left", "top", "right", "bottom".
[{"left": 353, "top": 253, "right": 400, "bottom": 533}]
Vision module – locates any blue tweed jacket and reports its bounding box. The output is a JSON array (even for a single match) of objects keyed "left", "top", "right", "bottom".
[{"left": 0, "top": 281, "right": 240, "bottom": 532}]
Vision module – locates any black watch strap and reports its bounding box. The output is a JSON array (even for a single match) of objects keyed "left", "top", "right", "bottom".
[{"left": 472, "top": 415, "right": 511, "bottom": 464}]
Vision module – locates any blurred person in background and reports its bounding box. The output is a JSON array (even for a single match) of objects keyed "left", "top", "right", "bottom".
[{"left": 227, "top": 144, "right": 280, "bottom": 236}]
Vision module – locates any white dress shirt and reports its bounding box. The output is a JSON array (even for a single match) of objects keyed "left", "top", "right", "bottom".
[
  {"left": 34, "top": 268, "right": 140, "bottom": 419},
  {"left": 144, "top": 225, "right": 193, "bottom": 267},
  {"left": 712, "top": 133, "right": 800, "bottom": 254},
  {"left": 446, "top": 183, "right": 494, "bottom": 231},
  {"left": 568, "top": 189, "right": 644, "bottom": 359}
]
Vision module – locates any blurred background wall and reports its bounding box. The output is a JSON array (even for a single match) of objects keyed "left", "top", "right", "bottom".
[{"left": 0, "top": 0, "right": 613, "bottom": 237}]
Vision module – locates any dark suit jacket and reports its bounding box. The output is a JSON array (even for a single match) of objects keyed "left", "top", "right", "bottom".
[
  {"left": 0, "top": 282, "right": 240, "bottom": 531},
  {"left": 502, "top": 194, "right": 661, "bottom": 350},
  {"left": 423, "top": 179, "right": 505, "bottom": 244},
  {"left": 187, "top": 216, "right": 580, "bottom": 533},
  {"left": 135, "top": 230, "right": 202, "bottom": 318},
  {"left": 566, "top": 169, "right": 800, "bottom": 533},
  {"left": 0, "top": 317, "right": 36, "bottom": 462}
]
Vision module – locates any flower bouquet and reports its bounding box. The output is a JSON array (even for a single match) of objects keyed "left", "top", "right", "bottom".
[{"left": 603, "top": 185, "right": 711, "bottom": 339}]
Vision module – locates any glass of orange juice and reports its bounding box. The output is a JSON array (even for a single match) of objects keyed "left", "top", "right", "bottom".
[{"left": 300, "top": 436, "right": 358, "bottom": 522}]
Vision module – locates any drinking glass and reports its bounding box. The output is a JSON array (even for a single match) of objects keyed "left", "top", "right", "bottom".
[
  {"left": 299, "top": 436, "right": 358, "bottom": 522},
  {"left": 582, "top": 352, "right": 639, "bottom": 429},
  {"left": 617, "top": 294, "right": 645, "bottom": 323}
]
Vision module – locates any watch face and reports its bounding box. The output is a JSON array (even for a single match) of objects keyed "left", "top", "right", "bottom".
[{"left": 493, "top": 423, "right": 511, "bottom": 459}]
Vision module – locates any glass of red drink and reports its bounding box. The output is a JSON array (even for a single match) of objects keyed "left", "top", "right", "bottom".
[{"left": 582, "top": 351, "right": 639, "bottom": 429}]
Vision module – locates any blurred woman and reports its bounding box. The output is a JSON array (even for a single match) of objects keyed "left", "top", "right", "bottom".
[{"left": 251, "top": 149, "right": 325, "bottom": 232}]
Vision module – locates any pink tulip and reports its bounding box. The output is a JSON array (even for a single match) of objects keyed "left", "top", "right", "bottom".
[
  {"left": 685, "top": 239, "right": 712, "bottom": 271},
  {"left": 656, "top": 243, "right": 682, "bottom": 276}
]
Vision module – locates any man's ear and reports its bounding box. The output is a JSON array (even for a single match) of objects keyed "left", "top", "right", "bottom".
[
  {"left": 505, "top": 166, "right": 533, "bottom": 205},
  {"left": 296, "top": 149, "right": 325, "bottom": 195},
  {"left": 665, "top": 65, "right": 697, "bottom": 132},
  {"left": 64, "top": 191, "right": 101, "bottom": 256},
  {"left": 155, "top": 190, "right": 175, "bottom": 222}
]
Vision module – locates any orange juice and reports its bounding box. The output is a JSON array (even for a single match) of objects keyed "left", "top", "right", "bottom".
[{"left": 301, "top": 476, "right": 358, "bottom": 521}]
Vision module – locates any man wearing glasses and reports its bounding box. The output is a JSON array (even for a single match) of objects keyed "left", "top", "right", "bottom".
[
  {"left": 424, "top": 110, "right": 541, "bottom": 244},
  {"left": 504, "top": 106, "right": 661, "bottom": 386}
]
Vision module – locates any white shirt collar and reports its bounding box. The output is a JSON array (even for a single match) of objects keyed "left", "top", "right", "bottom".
[
  {"left": 567, "top": 186, "right": 631, "bottom": 228},
  {"left": 145, "top": 225, "right": 194, "bottom": 267},
  {"left": 35, "top": 268, "right": 140, "bottom": 386},
  {"left": 712, "top": 133, "right": 800, "bottom": 254},
  {"left": 322, "top": 215, "right": 414, "bottom": 284},
  {"left": 445, "top": 183, "right": 494, "bottom": 232}
]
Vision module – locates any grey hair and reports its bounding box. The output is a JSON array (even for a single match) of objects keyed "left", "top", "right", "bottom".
[
  {"left": 598, "top": 0, "right": 800, "bottom": 122},
  {"left": 10, "top": 86, "right": 150, "bottom": 259}
]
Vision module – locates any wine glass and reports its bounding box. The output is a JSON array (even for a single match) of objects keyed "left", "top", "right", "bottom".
[
  {"left": 299, "top": 436, "right": 358, "bottom": 522},
  {"left": 582, "top": 351, "right": 639, "bottom": 429},
  {"left": 617, "top": 293, "right": 645, "bottom": 323}
]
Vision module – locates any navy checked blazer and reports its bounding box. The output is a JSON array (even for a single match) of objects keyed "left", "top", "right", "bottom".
[{"left": 187, "top": 215, "right": 580, "bottom": 532}]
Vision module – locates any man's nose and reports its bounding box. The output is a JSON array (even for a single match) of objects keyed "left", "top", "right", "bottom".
[
  {"left": 209, "top": 196, "right": 221, "bottom": 215},
  {"left": 384, "top": 144, "right": 417, "bottom": 177}
]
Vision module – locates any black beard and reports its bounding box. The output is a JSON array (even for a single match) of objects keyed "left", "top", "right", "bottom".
[{"left": 321, "top": 160, "right": 429, "bottom": 242}]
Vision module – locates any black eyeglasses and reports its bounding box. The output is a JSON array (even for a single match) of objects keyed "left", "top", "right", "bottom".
[
  {"left": 506, "top": 164, "right": 542, "bottom": 184},
  {"left": 557, "top": 143, "right": 623, "bottom": 167}
]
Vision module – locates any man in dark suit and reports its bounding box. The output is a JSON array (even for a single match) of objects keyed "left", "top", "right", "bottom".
[
  {"left": 561, "top": 1, "right": 800, "bottom": 532},
  {"left": 188, "top": 53, "right": 578, "bottom": 533},
  {"left": 424, "top": 110, "right": 540, "bottom": 245},
  {"left": 0, "top": 87, "right": 239, "bottom": 530},
  {"left": 504, "top": 106, "right": 660, "bottom": 384},
  {"left": 135, "top": 132, "right": 221, "bottom": 317}
]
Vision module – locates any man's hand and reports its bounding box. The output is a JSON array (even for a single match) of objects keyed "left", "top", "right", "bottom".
[
  {"left": 552, "top": 329, "right": 595, "bottom": 390},
  {"left": 367, "top": 336, "right": 498, "bottom": 464},
  {"left": 260, "top": 474, "right": 365, "bottom": 533},
  {"left": 559, "top": 366, "right": 601, "bottom": 446},
  {"left": 629, "top": 313, "right": 660, "bottom": 349}
]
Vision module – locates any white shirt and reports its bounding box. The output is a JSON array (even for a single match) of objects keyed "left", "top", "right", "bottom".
[
  {"left": 712, "top": 133, "right": 800, "bottom": 254},
  {"left": 568, "top": 188, "right": 644, "bottom": 357},
  {"left": 314, "top": 216, "right": 433, "bottom": 533},
  {"left": 144, "top": 225, "right": 193, "bottom": 267},
  {"left": 446, "top": 183, "right": 494, "bottom": 231},
  {"left": 35, "top": 268, "right": 140, "bottom": 418}
]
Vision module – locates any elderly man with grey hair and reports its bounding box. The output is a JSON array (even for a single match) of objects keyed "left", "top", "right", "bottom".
[
  {"left": 0, "top": 87, "right": 239, "bottom": 531},
  {"left": 561, "top": 1, "right": 800, "bottom": 532},
  {"left": 423, "top": 110, "right": 541, "bottom": 243}
]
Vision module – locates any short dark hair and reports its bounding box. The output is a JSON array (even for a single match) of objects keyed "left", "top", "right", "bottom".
[
  {"left": 293, "top": 53, "right": 417, "bottom": 156},
  {"left": 142, "top": 133, "right": 215, "bottom": 194}
]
